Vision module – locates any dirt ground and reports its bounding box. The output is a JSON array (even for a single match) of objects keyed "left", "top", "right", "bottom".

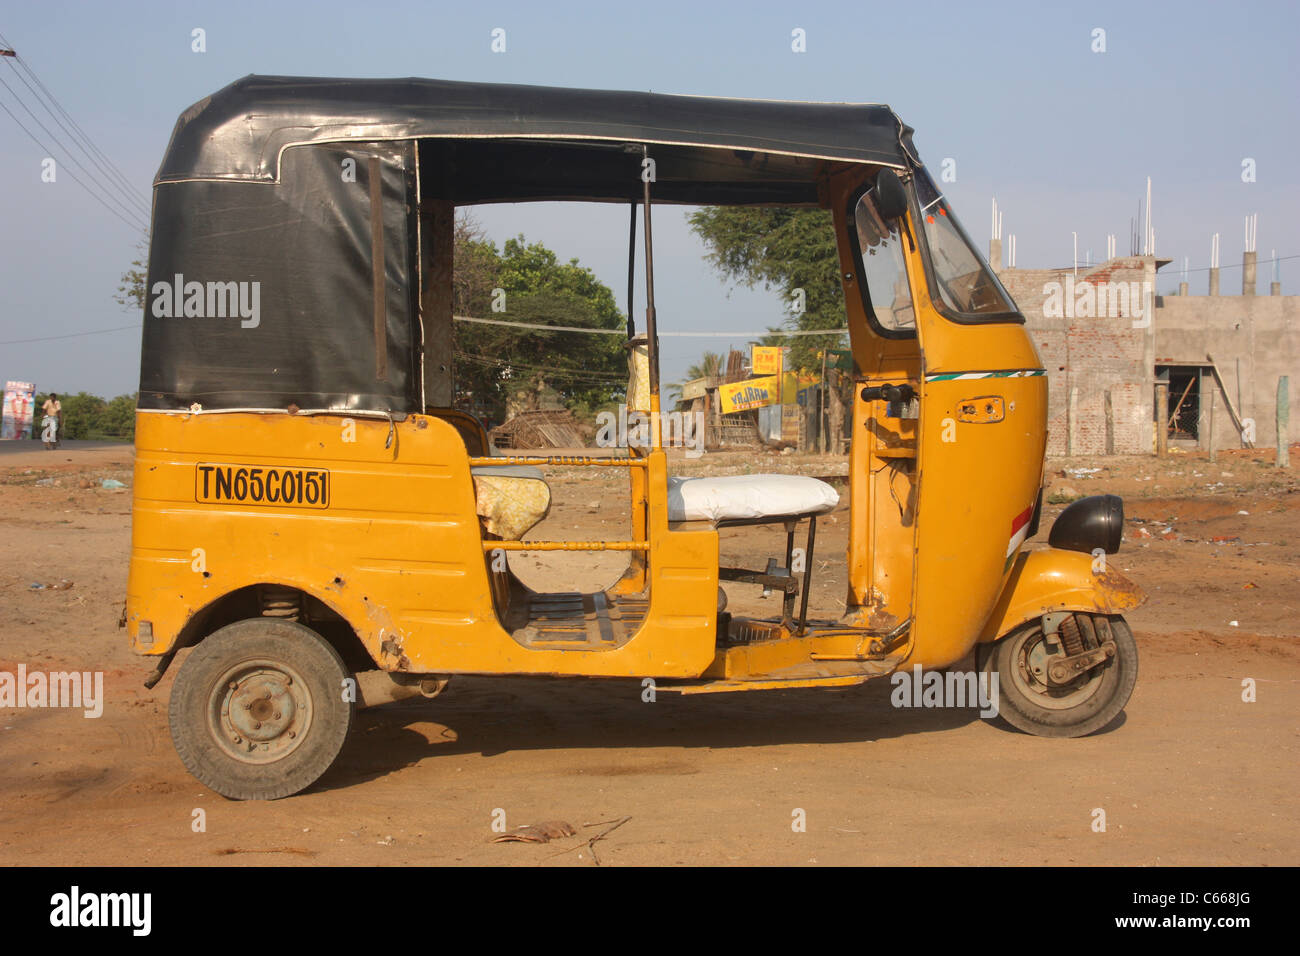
[{"left": 0, "top": 441, "right": 1297, "bottom": 866}]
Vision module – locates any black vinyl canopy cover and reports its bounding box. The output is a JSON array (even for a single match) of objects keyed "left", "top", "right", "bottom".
[
  {"left": 156, "top": 75, "right": 916, "bottom": 185},
  {"left": 140, "top": 75, "right": 917, "bottom": 414}
]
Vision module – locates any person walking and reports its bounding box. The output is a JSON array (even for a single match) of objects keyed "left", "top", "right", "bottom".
[{"left": 41, "top": 392, "right": 61, "bottom": 449}]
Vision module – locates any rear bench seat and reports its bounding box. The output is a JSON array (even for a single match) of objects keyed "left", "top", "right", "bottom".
[
  {"left": 668, "top": 474, "right": 839, "bottom": 632},
  {"left": 667, "top": 474, "right": 839, "bottom": 527}
]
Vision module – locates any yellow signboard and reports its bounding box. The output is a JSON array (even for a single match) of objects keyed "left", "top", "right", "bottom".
[
  {"left": 720, "top": 372, "right": 803, "bottom": 413},
  {"left": 751, "top": 346, "right": 784, "bottom": 376},
  {"left": 720, "top": 375, "right": 779, "bottom": 413}
]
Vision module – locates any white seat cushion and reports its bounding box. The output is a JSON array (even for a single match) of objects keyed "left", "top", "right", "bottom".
[{"left": 667, "top": 474, "right": 839, "bottom": 525}]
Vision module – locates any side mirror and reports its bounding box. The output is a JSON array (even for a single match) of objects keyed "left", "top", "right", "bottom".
[{"left": 874, "top": 169, "right": 910, "bottom": 221}]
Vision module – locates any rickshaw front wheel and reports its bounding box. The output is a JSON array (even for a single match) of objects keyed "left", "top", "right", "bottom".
[
  {"left": 981, "top": 613, "right": 1137, "bottom": 738},
  {"left": 169, "top": 618, "right": 355, "bottom": 800}
]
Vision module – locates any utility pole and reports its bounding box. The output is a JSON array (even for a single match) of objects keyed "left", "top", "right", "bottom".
[
  {"left": 1279, "top": 377, "right": 1291, "bottom": 469},
  {"left": 817, "top": 348, "right": 828, "bottom": 453}
]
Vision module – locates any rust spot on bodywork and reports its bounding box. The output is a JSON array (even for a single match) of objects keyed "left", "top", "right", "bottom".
[
  {"left": 1095, "top": 569, "right": 1146, "bottom": 611},
  {"left": 365, "top": 596, "right": 410, "bottom": 670}
]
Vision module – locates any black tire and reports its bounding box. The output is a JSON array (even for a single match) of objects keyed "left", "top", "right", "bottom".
[
  {"left": 169, "top": 618, "right": 354, "bottom": 800},
  {"left": 980, "top": 613, "right": 1137, "bottom": 738}
]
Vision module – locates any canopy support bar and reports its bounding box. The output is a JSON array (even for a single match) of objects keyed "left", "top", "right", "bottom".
[
  {"left": 626, "top": 202, "right": 637, "bottom": 339},
  {"left": 641, "top": 146, "right": 661, "bottom": 444}
]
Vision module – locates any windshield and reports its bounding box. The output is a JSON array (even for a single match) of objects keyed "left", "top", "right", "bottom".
[
  {"left": 854, "top": 186, "right": 916, "bottom": 335},
  {"left": 914, "top": 168, "right": 1018, "bottom": 319}
]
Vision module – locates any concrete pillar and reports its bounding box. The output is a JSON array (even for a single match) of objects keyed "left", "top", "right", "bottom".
[
  {"left": 1279, "top": 376, "right": 1291, "bottom": 468},
  {"left": 989, "top": 238, "right": 1003, "bottom": 271},
  {"left": 1271, "top": 281, "right": 1282, "bottom": 295},
  {"left": 1207, "top": 388, "right": 1216, "bottom": 461},
  {"left": 1208, "top": 267, "right": 1220, "bottom": 295},
  {"left": 1104, "top": 389, "right": 1115, "bottom": 455},
  {"left": 1067, "top": 386, "right": 1078, "bottom": 456},
  {"left": 1242, "top": 251, "right": 1257, "bottom": 296},
  {"left": 1178, "top": 281, "right": 1188, "bottom": 296},
  {"left": 1155, "top": 381, "right": 1169, "bottom": 457}
]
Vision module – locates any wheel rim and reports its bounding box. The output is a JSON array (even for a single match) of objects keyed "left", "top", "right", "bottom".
[
  {"left": 1008, "top": 626, "right": 1106, "bottom": 711},
  {"left": 207, "top": 659, "right": 314, "bottom": 764}
]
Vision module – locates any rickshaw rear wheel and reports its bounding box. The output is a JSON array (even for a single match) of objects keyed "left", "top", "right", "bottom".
[
  {"left": 169, "top": 618, "right": 355, "bottom": 800},
  {"left": 980, "top": 613, "right": 1137, "bottom": 738}
]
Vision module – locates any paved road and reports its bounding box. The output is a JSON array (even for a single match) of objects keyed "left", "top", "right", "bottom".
[{"left": 0, "top": 439, "right": 130, "bottom": 457}]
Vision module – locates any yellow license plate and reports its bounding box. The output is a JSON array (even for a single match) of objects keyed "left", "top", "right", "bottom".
[{"left": 195, "top": 464, "right": 330, "bottom": 508}]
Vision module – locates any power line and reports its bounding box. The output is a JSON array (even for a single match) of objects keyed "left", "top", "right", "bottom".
[
  {"left": 0, "top": 39, "right": 149, "bottom": 216},
  {"left": 454, "top": 349, "right": 626, "bottom": 383},
  {"left": 0, "top": 323, "right": 140, "bottom": 346},
  {"left": 454, "top": 314, "right": 849, "bottom": 337},
  {"left": 455, "top": 315, "right": 625, "bottom": 335},
  {"left": 1154, "top": 253, "right": 1298, "bottom": 276},
  {"left": 0, "top": 96, "right": 147, "bottom": 233},
  {"left": 0, "top": 73, "right": 149, "bottom": 230}
]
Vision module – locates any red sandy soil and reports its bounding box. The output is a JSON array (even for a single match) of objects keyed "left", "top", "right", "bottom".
[{"left": 0, "top": 444, "right": 1296, "bottom": 865}]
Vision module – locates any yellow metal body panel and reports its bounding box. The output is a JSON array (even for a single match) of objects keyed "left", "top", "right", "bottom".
[
  {"left": 828, "top": 168, "right": 922, "bottom": 632},
  {"left": 126, "top": 165, "right": 1129, "bottom": 691},
  {"left": 703, "top": 629, "right": 901, "bottom": 681},
  {"left": 828, "top": 165, "right": 1051, "bottom": 671},
  {"left": 126, "top": 412, "right": 718, "bottom": 678},
  {"left": 906, "top": 374, "right": 1047, "bottom": 669},
  {"left": 665, "top": 675, "right": 871, "bottom": 695},
  {"left": 977, "top": 548, "right": 1147, "bottom": 644}
]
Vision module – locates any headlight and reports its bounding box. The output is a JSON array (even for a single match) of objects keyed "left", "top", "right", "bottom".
[{"left": 1049, "top": 494, "right": 1124, "bottom": 555}]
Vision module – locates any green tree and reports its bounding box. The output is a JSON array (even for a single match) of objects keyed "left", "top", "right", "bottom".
[
  {"left": 31, "top": 391, "right": 135, "bottom": 441},
  {"left": 101, "top": 394, "right": 138, "bottom": 440},
  {"left": 452, "top": 221, "right": 626, "bottom": 423},
  {"left": 688, "top": 207, "right": 846, "bottom": 371},
  {"left": 55, "top": 392, "right": 105, "bottom": 441},
  {"left": 115, "top": 239, "right": 148, "bottom": 312}
]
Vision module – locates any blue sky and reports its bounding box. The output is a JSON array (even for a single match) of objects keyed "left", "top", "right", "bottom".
[{"left": 2, "top": 0, "right": 1296, "bottom": 398}]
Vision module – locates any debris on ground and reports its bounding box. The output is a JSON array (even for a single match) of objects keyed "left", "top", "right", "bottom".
[
  {"left": 491, "top": 820, "right": 578, "bottom": 844},
  {"left": 540, "top": 816, "right": 634, "bottom": 866},
  {"left": 101, "top": 478, "right": 127, "bottom": 490},
  {"left": 216, "top": 846, "right": 316, "bottom": 856},
  {"left": 28, "top": 580, "right": 73, "bottom": 591},
  {"left": 490, "top": 409, "right": 585, "bottom": 449}
]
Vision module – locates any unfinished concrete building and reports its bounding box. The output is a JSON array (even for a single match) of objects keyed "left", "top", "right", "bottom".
[{"left": 992, "top": 244, "right": 1297, "bottom": 457}]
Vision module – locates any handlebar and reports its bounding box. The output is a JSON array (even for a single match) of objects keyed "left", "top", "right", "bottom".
[{"left": 860, "top": 383, "right": 916, "bottom": 404}]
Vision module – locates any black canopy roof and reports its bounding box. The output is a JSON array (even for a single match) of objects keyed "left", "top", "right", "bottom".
[{"left": 155, "top": 75, "right": 917, "bottom": 187}]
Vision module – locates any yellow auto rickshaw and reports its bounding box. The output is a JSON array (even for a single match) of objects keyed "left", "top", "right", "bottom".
[{"left": 124, "top": 75, "right": 1143, "bottom": 799}]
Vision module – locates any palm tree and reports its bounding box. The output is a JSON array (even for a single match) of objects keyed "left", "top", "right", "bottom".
[{"left": 685, "top": 351, "right": 724, "bottom": 383}]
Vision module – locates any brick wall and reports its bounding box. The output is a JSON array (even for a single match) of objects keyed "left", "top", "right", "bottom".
[{"left": 998, "top": 257, "right": 1156, "bottom": 456}]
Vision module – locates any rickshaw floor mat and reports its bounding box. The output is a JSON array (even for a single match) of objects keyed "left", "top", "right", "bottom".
[{"left": 511, "top": 592, "right": 649, "bottom": 649}]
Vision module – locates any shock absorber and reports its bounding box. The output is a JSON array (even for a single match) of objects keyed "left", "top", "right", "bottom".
[{"left": 258, "top": 585, "right": 302, "bottom": 622}]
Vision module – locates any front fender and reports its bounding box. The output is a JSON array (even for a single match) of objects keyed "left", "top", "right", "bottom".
[{"left": 977, "top": 547, "right": 1145, "bottom": 643}]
